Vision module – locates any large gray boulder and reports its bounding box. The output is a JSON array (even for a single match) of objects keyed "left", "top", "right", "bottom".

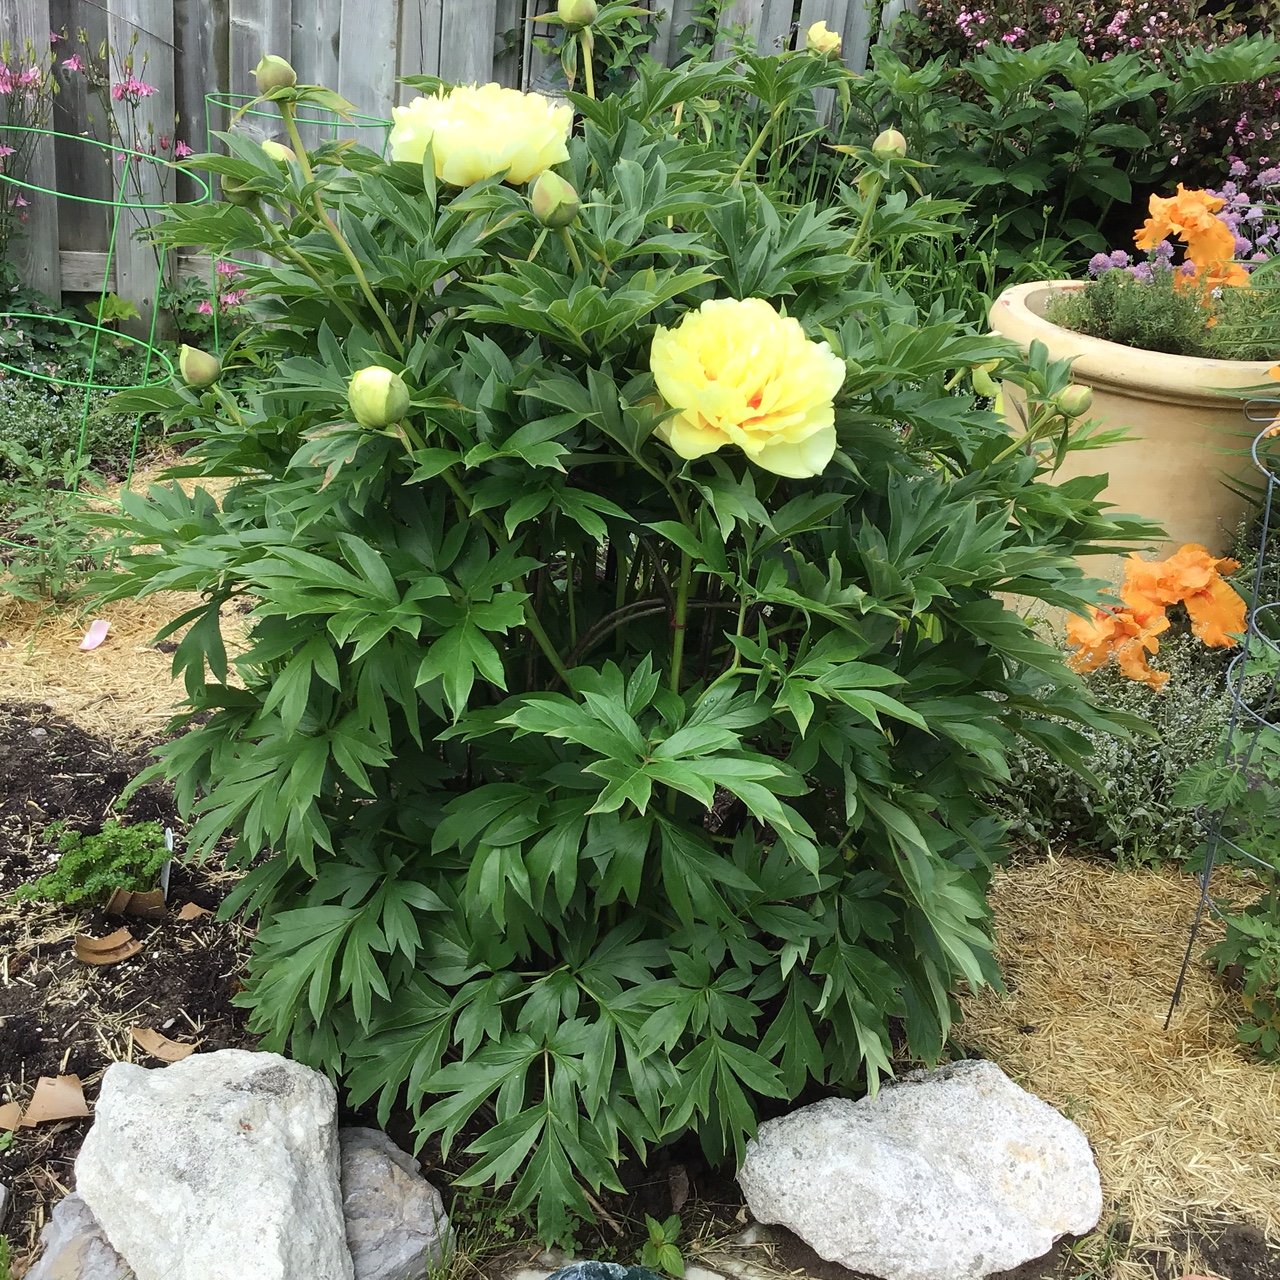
[
  {"left": 75, "top": 1050, "right": 353, "bottom": 1280},
  {"left": 23, "top": 1194, "right": 132, "bottom": 1280},
  {"left": 737, "top": 1059, "right": 1102, "bottom": 1280},
  {"left": 340, "top": 1127, "right": 451, "bottom": 1280}
]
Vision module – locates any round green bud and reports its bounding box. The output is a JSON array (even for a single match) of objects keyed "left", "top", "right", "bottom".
[
  {"left": 1054, "top": 384, "right": 1094, "bottom": 419},
  {"left": 557, "top": 0, "right": 598, "bottom": 28},
  {"left": 261, "top": 139, "right": 296, "bottom": 163},
  {"left": 220, "top": 174, "right": 257, "bottom": 207},
  {"left": 530, "top": 170, "right": 581, "bottom": 229},
  {"left": 872, "top": 128, "right": 908, "bottom": 158},
  {"left": 253, "top": 54, "right": 297, "bottom": 95},
  {"left": 348, "top": 366, "right": 411, "bottom": 428},
  {"left": 178, "top": 344, "right": 222, "bottom": 389}
]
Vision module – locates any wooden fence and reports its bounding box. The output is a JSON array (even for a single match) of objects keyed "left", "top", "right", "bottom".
[{"left": 1, "top": 0, "right": 909, "bottom": 321}]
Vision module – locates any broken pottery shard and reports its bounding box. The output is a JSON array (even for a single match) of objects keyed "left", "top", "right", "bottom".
[
  {"left": 130, "top": 1026, "right": 197, "bottom": 1063},
  {"left": 24, "top": 1193, "right": 131, "bottom": 1280},
  {"left": 340, "top": 1127, "right": 452, "bottom": 1280},
  {"left": 21, "top": 1075, "right": 90, "bottom": 1126},
  {"left": 75, "top": 1049, "right": 353, "bottom": 1280},
  {"left": 738, "top": 1059, "right": 1102, "bottom": 1280},
  {"left": 74, "top": 929, "right": 142, "bottom": 967}
]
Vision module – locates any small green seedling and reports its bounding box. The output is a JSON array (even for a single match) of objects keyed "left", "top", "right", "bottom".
[{"left": 640, "top": 1214, "right": 684, "bottom": 1278}]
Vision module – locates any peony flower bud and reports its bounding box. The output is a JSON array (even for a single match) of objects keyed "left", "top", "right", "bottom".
[
  {"left": 348, "top": 366, "right": 410, "bottom": 428},
  {"left": 971, "top": 361, "right": 1000, "bottom": 398},
  {"left": 558, "top": 0, "right": 598, "bottom": 27},
  {"left": 872, "top": 128, "right": 908, "bottom": 158},
  {"left": 178, "top": 344, "right": 222, "bottom": 388},
  {"left": 253, "top": 54, "right": 296, "bottom": 95},
  {"left": 220, "top": 175, "right": 257, "bottom": 207},
  {"left": 805, "top": 20, "right": 842, "bottom": 55},
  {"left": 1054, "top": 384, "right": 1094, "bottom": 418},
  {"left": 530, "top": 170, "right": 581, "bottom": 228},
  {"left": 261, "top": 139, "right": 296, "bottom": 163}
]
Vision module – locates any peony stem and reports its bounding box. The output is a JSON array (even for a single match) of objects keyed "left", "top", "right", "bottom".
[
  {"left": 669, "top": 550, "right": 692, "bottom": 694},
  {"left": 580, "top": 29, "right": 596, "bottom": 100},
  {"left": 732, "top": 102, "right": 786, "bottom": 185},
  {"left": 846, "top": 173, "right": 882, "bottom": 260},
  {"left": 559, "top": 226, "right": 585, "bottom": 274},
  {"left": 278, "top": 101, "right": 405, "bottom": 357}
]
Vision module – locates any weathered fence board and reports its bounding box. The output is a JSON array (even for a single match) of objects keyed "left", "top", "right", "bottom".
[
  {"left": 3, "top": 0, "right": 916, "bottom": 306},
  {"left": 2, "top": 0, "right": 60, "bottom": 296}
]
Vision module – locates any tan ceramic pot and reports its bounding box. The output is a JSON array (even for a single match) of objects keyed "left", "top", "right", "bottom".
[{"left": 990, "top": 281, "right": 1273, "bottom": 567}]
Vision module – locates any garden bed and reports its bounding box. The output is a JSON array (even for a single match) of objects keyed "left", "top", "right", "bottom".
[{"left": 0, "top": 701, "right": 255, "bottom": 1269}]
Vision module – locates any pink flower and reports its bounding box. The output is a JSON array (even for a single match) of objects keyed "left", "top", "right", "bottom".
[
  {"left": 221, "top": 289, "right": 248, "bottom": 308},
  {"left": 174, "top": 140, "right": 193, "bottom": 158},
  {"left": 110, "top": 77, "right": 157, "bottom": 104},
  {"left": 16, "top": 66, "right": 41, "bottom": 89},
  {"left": 0, "top": 145, "right": 14, "bottom": 158},
  {"left": 61, "top": 54, "right": 84, "bottom": 72},
  {"left": 196, "top": 300, "right": 214, "bottom": 315},
  {"left": 13, "top": 195, "right": 28, "bottom": 207},
  {"left": 216, "top": 260, "right": 241, "bottom": 277}
]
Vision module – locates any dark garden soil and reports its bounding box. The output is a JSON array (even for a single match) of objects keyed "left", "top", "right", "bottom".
[{"left": 0, "top": 701, "right": 255, "bottom": 1269}]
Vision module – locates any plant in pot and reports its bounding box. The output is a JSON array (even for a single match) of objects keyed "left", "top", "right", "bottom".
[{"left": 990, "top": 168, "right": 1280, "bottom": 566}]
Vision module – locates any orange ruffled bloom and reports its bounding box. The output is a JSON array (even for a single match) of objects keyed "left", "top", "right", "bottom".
[
  {"left": 1066, "top": 607, "right": 1171, "bottom": 691},
  {"left": 1134, "top": 185, "right": 1249, "bottom": 299},
  {"left": 1067, "top": 543, "right": 1247, "bottom": 689},
  {"left": 1120, "top": 543, "right": 1245, "bottom": 646}
]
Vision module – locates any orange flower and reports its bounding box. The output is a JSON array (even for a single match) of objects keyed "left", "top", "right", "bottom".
[
  {"left": 1066, "top": 607, "right": 1170, "bottom": 690},
  {"left": 1268, "top": 365, "right": 1280, "bottom": 381},
  {"left": 1135, "top": 185, "right": 1226, "bottom": 253},
  {"left": 1120, "top": 543, "right": 1245, "bottom": 648}
]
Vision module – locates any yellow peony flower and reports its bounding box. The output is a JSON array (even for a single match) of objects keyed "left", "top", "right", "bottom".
[
  {"left": 650, "top": 298, "right": 846, "bottom": 479},
  {"left": 390, "top": 83, "right": 572, "bottom": 187},
  {"left": 805, "top": 20, "right": 842, "bottom": 55}
]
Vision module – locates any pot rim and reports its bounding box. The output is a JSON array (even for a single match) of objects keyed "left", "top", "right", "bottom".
[{"left": 990, "top": 280, "right": 1275, "bottom": 402}]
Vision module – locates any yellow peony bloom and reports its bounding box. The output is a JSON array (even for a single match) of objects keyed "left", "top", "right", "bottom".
[
  {"left": 650, "top": 298, "right": 846, "bottom": 479},
  {"left": 805, "top": 20, "right": 842, "bottom": 55},
  {"left": 390, "top": 83, "right": 572, "bottom": 187}
]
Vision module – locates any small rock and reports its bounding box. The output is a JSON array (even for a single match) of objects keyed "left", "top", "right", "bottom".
[
  {"left": 23, "top": 1193, "right": 132, "bottom": 1280},
  {"left": 547, "top": 1265, "right": 663, "bottom": 1280},
  {"left": 28, "top": 727, "right": 47, "bottom": 740},
  {"left": 738, "top": 1059, "right": 1102, "bottom": 1280},
  {"left": 0, "top": 1180, "right": 7, "bottom": 1228},
  {"left": 75, "top": 1049, "right": 353, "bottom": 1280},
  {"left": 340, "top": 1127, "right": 451, "bottom": 1280}
]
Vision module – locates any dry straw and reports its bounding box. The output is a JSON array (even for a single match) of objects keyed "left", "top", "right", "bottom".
[{"left": 959, "top": 855, "right": 1280, "bottom": 1271}]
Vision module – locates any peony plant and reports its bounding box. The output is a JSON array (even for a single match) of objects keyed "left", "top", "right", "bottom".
[{"left": 107, "top": 51, "right": 1152, "bottom": 1241}]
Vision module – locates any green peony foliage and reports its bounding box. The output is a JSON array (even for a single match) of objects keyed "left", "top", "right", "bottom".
[{"left": 103, "top": 54, "right": 1153, "bottom": 1243}]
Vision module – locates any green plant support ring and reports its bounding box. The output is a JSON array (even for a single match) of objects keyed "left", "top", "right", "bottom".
[{"left": 0, "top": 313, "right": 174, "bottom": 389}]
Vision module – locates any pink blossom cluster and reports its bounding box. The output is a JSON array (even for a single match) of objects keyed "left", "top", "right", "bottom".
[
  {"left": 197, "top": 263, "right": 249, "bottom": 315},
  {"left": 111, "top": 77, "right": 157, "bottom": 104},
  {"left": 0, "top": 64, "right": 43, "bottom": 95}
]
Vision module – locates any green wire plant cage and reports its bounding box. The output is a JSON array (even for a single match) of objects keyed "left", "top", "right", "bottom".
[{"left": 0, "top": 126, "right": 210, "bottom": 479}]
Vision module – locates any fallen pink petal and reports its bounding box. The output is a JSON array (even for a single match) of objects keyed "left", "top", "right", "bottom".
[{"left": 79, "top": 619, "right": 111, "bottom": 651}]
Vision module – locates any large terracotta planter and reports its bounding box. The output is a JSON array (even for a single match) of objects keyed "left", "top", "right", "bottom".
[{"left": 990, "top": 281, "right": 1273, "bottom": 565}]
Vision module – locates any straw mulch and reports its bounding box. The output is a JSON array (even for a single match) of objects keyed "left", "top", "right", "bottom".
[
  {"left": 959, "top": 855, "right": 1280, "bottom": 1275},
  {"left": 1, "top": 465, "right": 242, "bottom": 742}
]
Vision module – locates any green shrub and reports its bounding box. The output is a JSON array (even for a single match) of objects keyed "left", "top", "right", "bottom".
[
  {"left": 999, "top": 630, "right": 1234, "bottom": 863},
  {"left": 16, "top": 820, "right": 169, "bottom": 907},
  {"left": 0, "top": 376, "right": 159, "bottom": 478},
  {"left": 105, "top": 55, "right": 1151, "bottom": 1242}
]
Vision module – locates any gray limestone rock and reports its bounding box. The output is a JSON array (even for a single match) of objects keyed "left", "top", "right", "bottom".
[
  {"left": 23, "top": 1194, "right": 132, "bottom": 1280},
  {"left": 340, "top": 1127, "right": 451, "bottom": 1280},
  {"left": 737, "top": 1059, "right": 1102, "bottom": 1280},
  {"left": 74, "top": 1049, "right": 353, "bottom": 1280}
]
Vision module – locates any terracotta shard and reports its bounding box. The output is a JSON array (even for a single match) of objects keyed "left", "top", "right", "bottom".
[
  {"left": 175, "top": 901, "right": 212, "bottom": 922},
  {"left": 20, "top": 1075, "right": 90, "bottom": 1126},
  {"left": 0, "top": 1101, "right": 21, "bottom": 1131},
  {"left": 104, "top": 888, "right": 168, "bottom": 920},
  {"left": 130, "top": 1026, "right": 197, "bottom": 1063},
  {"left": 74, "top": 928, "right": 142, "bottom": 967}
]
